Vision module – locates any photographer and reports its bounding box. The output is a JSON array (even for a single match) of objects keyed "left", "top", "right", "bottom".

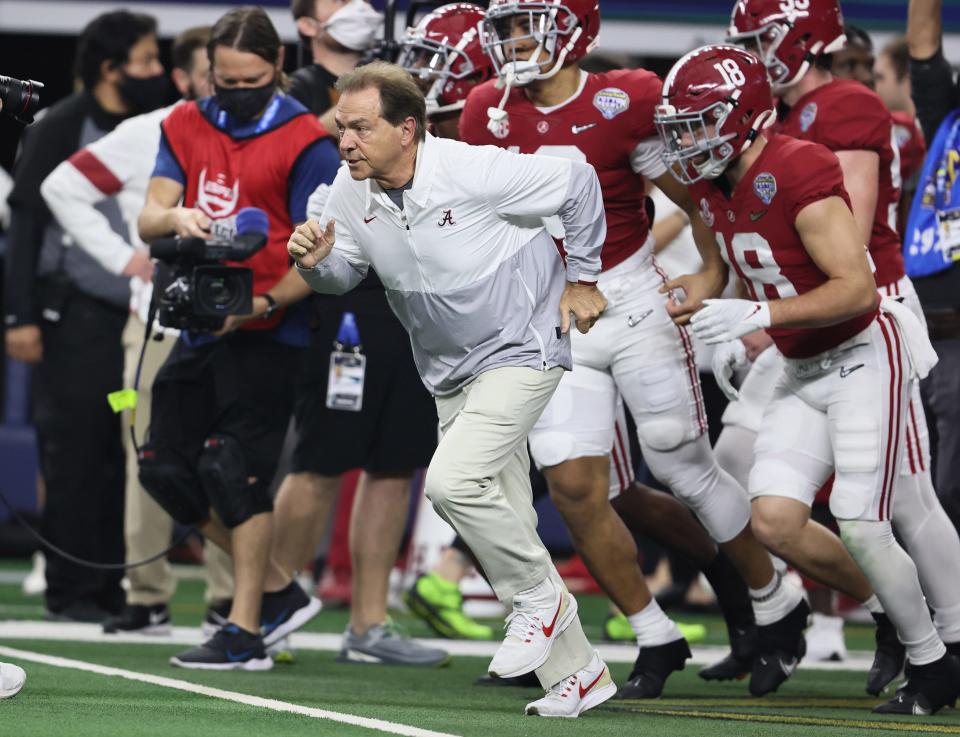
[
  {"left": 137, "top": 6, "right": 340, "bottom": 670},
  {"left": 4, "top": 10, "right": 165, "bottom": 622}
]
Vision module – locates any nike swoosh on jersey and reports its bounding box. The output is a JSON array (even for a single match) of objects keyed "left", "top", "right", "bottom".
[
  {"left": 579, "top": 669, "right": 606, "bottom": 698},
  {"left": 749, "top": 209, "right": 767, "bottom": 221},
  {"left": 839, "top": 364, "right": 865, "bottom": 377},
  {"left": 363, "top": 216, "right": 376, "bottom": 224},
  {"left": 571, "top": 123, "right": 597, "bottom": 134}
]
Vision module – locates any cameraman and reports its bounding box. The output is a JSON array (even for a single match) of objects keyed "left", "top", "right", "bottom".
[
  {"left": 137, "top": 6, "right": 340, "bottom": 670},
  {"left": 4, "top": 10, "right": 165, "bottom": 622}
]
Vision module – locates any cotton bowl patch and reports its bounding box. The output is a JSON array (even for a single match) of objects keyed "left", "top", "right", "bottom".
[
  {"left": 753, "top": 172, "right": 777, "bottom": 205},
  {"left": 799, "top": 102, "right": 818, "bottom": 133},
  {"left": 593, "top": 88, "right": 629, "bottom": 120}
]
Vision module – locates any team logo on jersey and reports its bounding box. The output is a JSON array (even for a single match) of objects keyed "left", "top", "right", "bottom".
[
  {"left": 438, "top": 209, "right": 456, "bottom": 227},
  {"left": 753, "top": 172, "right": 777, "bottom": 205},
  {"left": 799, "top": 102, "right": 818, "bottom": 132},
  {"left": 197, "top": 167, "right": 240, "bottom": 219},
  {"left": 727, "top": 210, "right": 736, "bottom": 222},
  {"left": 699, "top": 198, "right": 714, "bottom": 227},
  {"left": 893, "top": 124, "right": 911, "bottom": 150},
  {"left": 593, "top": 88, "right": 629, "bottom": 120},
  {"left": 537, "top": 120, "right": 550, "bottom": 134},
  {"left": 489, "top": 118, "right": 510, "bottom": 140}
]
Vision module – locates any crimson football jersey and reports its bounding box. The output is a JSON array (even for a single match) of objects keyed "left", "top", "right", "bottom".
[
  {"left": 779, "top": 78, "right": 904, "bottom": 288},
  {"left": 460, "top": 70, "right": 663, "bottom": 272},
  {"left": 689, "top": 135, "right": 877, "bottom": 359}
]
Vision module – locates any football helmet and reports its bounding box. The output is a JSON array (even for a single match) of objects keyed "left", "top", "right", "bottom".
[
  {"left": 727, "top": 0, "right": 846, "bottom": 91},
  {"left": 397, "top": 3, "right": 493, "bottom": 116},
  {"left": 480, "top": 0, "right": 599, "bottom": 86},
  {"left": 654, "top": 44, "right": 776, "bottom": 184}
]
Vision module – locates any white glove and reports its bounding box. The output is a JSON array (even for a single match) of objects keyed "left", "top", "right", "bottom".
[
  {"left": 712, "top": 339, "right": 748, "bottom": 402},
  {"left": 690, "top": 298, "right": 771, "bottom": 344}
]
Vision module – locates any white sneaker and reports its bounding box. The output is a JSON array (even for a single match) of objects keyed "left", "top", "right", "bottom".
[
  {"left": 805, "top": 613, "right": 847, "bottom": 662},
  {"left": 0, "top": 663, "right": 25, "bottom": 699},
  {"left": 22, "top": 552, "right": 46, "bottom": 596},
  {"left": 525, "top": 651, "right": 616, "bottom": 718},
  {"left": 488, "top": 583, "right": 577, "bottom": 679}
]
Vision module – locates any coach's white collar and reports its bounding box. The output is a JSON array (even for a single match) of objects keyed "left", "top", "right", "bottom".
[{"left": 363, "top": 132, "right": 437, "bottom": 215}]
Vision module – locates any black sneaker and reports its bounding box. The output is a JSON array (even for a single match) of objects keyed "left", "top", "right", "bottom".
[
  {"left": 45, "top": 599, "right": 111, "bottom": 624},
  {"left": 170, "top": 623, "right": 272, "bottom": 671},
  {"left": 866, "top": 612, "right": 905, "bottom": 696},
  {"left": 750, "top": 599, "right": 809, "bottom": 697},
  {"left": 261, "top": 581, "right": 322, "bottom": 648},
  {"left": 873, "top": 654, "right": 960, "bottom": 715},
  {"left": 949, "top": 641, "right": 960, "bottom": 659},
  {"left": 103, "top": 604, "right": 171, "bottom": 635},
  {"left": 614, "top": 638, "right": 691, "bottom": 699},
  {"left": 699, "top": 624, "right": 758, "bottom": 681},
  {"left": 201, "top": 599, "right": 232, "bottom": 637}
]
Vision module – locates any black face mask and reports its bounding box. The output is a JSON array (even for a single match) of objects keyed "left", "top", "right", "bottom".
[
  {"left": 214, "top": 81, "right": 276, "bottom": 123},
  {"left": 118, "top": 73, "right": 170, "bottom": 114}
]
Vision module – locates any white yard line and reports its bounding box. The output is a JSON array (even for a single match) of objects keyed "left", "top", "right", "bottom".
[
  {"left": 0, "top": 645, "right": 462, "bottom": 737},
  {"left": 0, "top": 620, "right": 877, "bottom": 672}
]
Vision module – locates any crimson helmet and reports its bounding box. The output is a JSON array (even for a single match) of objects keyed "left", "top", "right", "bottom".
[
  {"left": 397, "top": 3, "right": 493, "bottom": 116},
  {"left": 480, "top": 0, "right": 600, "bottom": 86},
  {"left": 654, "top": 44, "right": 777, "bottom": 184},
  {"left": 727, "top": 0, "right": 846, "bottom": 91}
]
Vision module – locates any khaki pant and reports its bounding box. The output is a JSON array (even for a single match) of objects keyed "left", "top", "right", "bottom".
[
  {"left": 122, "top": 316, "right": 233, "bottom": 606},
  {"left": 425, "top": 366, "right": 593, "bottom": 687}
]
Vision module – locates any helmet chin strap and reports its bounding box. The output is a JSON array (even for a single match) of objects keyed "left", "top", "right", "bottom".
[{"left": 485, "top": 26, "right": 582, "bottom": 135}]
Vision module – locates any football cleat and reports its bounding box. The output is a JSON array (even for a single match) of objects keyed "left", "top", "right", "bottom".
[
  {"left": 866, "top": 612, "right": 905, "bottom": 696},
  {"left": 614, "top": 638, "right": 691, "bottom": 699},
  {"left": 488, "top": 585, "right": 577, "bottom": 680},
  {"left": 750, "top": 599, "right": 809, "bottom": 697},
  {"left": 525, "top": 651, "right": 616, "bottom": 718},
  {"left": 873, "top": 654, "right": 960, "bottom": 715},
  {"left": 699, "top": 624, "right": 758, "bottom": 681}
]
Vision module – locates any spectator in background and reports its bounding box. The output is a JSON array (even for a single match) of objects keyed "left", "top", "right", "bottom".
[
  {"left": 874, "top": 37, "right": 927, "bottom": 240},
  {"left": 829, "top": 24, "right": 875, "bottom": 88},
  {"left": 270, "top": 0, "right": 448, "bottom": 667},
  {"left": 907, "top": 0, "right": 960, "bottom": 531},
  {"left": 4, "top": 10, "right": 165, "bottom": 623},
  {"left": 40, "top": 26, "right": 237, "bottom": 638}
]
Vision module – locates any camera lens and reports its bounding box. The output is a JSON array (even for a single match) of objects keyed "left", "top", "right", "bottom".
[
  {"left": 0, "top": 75, "right": 44, "bottom": 124},
  {"left": 193, "top": 266, "right": 252, "bottom": 317}
]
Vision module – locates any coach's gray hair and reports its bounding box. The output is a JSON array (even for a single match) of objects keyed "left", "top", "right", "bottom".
[{"left": 336, "top": 61, "right": 427, "bottom": 141}]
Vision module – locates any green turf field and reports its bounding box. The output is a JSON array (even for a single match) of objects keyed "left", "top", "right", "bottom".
[{"left": 1, "top": 566, "right": 958, "bottom": 737}]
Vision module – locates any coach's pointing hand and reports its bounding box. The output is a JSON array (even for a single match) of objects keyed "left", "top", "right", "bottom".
[
  {"left": 560, "top": 282, "right": 608, "bottom": 335},
  {"left": 288, "top": 218, "right": 336, "bottom": 269}
]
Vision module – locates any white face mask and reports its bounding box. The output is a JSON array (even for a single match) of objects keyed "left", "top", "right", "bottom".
[{"left": 323, "top": 0, "right": 383, "bottom": 52}]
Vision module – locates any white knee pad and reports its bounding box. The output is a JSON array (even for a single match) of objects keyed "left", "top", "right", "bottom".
[
  {"left": 644, "top": 435, "right": 751, "bottom": 543},
  {"left": 636, "top": 417, "right": 686, "bottom": 453}
]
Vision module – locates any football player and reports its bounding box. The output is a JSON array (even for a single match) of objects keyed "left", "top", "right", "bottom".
[
  {"left": 657, "top": 41, "right": 960, "bottom": 716},
  {"left": 462, "top": 0, "right": 811, "bottom": 698},
  {"left": 727, "top": 0, "right": 960, "bottom": 680}
]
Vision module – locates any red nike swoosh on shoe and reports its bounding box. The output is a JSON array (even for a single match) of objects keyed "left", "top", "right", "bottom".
[
  {"left": 541, "top": 596, "right": 563, "bottom": 638},
  {"left": 579, "top": 670, "right": 605, "bottom": 698}
]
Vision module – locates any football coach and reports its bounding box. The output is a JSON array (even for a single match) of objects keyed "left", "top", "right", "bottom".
[{"left": 288, "top": 61, "right": 612, "bottom": 714}]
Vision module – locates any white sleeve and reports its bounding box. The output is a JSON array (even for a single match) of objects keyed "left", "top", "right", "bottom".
[
  {"left": 484, "top": 147, "right": 605, "bottom": 283},
  {"left": 297, "top": 178, "right": 370, "bottom": 294},
  {"left": 40, "top": 112, "right": 165, "bottom": 275},
  {"left": 630, "top": 136, "right": 667, "bottom": 179}
]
